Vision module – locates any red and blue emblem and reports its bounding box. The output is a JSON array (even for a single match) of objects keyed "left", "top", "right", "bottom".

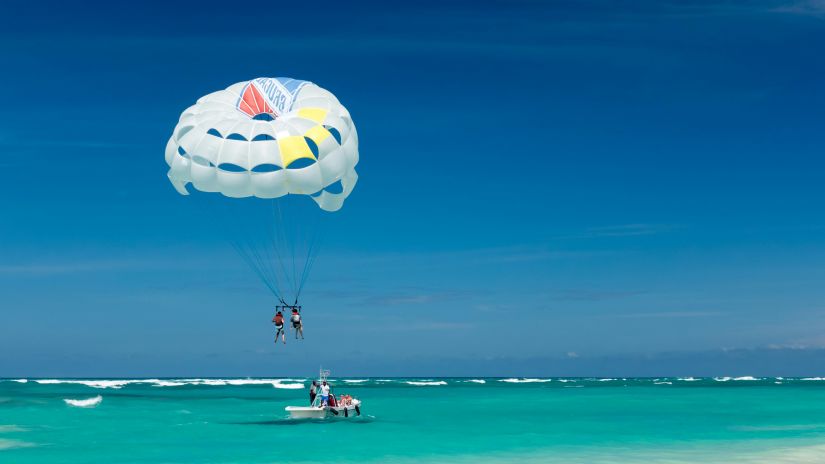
[
  {"left": 237, "top": 83, "right": 276, "bottom": 120},
  {"left": 236, "top": 77, "right": 309, "bottom": 121}
]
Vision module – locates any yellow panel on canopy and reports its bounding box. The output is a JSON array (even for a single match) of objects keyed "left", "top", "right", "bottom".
[{"left": 278, "top": 136, "right": 316, "bottom": 167}]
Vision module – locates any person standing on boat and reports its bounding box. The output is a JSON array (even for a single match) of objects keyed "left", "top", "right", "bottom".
[
  {"left": 320, "top": 381, "right": 330, "bottom": 407},
  {"left": 272, "top": 310, "right": 286, "bottom": 345},
  {"left": 309, "top": 380, "right": 318, "bottom": 405}
]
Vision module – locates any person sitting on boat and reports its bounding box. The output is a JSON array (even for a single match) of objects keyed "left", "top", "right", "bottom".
[
  {"left": 309, "top": 380, "right": 318, "bottom": 405},
  {"left": 291, "top": 307, "right": 304, "bottom": 340},
  {"left": 272, "top": 310, "right": 286, "bottom": 345},
  {"left": 320, "top": 381, "right": 330, "bottom": 407}
]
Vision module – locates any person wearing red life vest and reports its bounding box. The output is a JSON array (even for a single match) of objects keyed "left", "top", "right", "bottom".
[{"left": 272, "top": 310, "right": 286, "bottom": 345}]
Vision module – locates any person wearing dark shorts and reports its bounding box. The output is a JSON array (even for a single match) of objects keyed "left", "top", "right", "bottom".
[
  {"left": 310, "top": 380, "right": 318, "bottom": 405},
  {"left": 272, "top": 310, "right": 286, "bottom": 345},
  {"left": 291, "top": 307, "right": 304, "bottom": 340}
]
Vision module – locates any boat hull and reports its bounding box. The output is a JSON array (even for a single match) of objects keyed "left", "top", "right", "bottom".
[{"left": 286, "top": 400, "right": 361, "bottom": 419}]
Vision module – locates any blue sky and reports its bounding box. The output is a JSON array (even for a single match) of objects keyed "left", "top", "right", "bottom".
[{"left": 1, "top": 0, "right": 824, "bottom": 377}]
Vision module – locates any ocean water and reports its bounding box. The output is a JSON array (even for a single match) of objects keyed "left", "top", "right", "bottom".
[{"left": 2, "top": 377, "right": 825, "bottom": 463}]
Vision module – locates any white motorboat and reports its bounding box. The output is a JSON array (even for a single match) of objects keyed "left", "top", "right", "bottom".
[
  {"left": 285, "top": 369, "right": 362, "bottom": 419},
  {"left": 285, "top": 398, "right": 362, "bottom": 419}
]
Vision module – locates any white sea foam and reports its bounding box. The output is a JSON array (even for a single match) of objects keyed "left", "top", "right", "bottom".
[
  {"left": 36, "top": 379, "right": 133, "bottom": 389},
  {"left": 801, "top": 377, "right": 825, "bottom": 381},
  {"left": 152, "top": 380, "right": 186, "bottom": 387},
  {"left": 597, "top": 378, "right": 616, "bottom": 382},
  {"left": 678, "top": 377, "right": 699, "bottom": 381},
  {"left": 558, "top": 379, "right": 575, "bottom": 383},
  {"left": 0, "top": 425, "right": 26, "bottom": 433},
  {"left": 183, "top": 378, "right": 305, "bottom": 388},
  {"left": 499, "top": 378, "right": 552, "bottom": 383},
  {"left": 272, "top": 382, "right": 304, "bottom": 389},
  {"left": 227, "top": 379, "right": 285, "bottom": 386},
  {"left": 714, "top": 377, "right": 732, "bottom": 382},
  {"left": 64, "top": 396, "right": 103, "bottom": 408},
  {"left": 465, "top": 379, "right": 486, "bottom": 384},
  {"left": 343, "top": 379, "right": 369, "bottom": 383},
  {"left": 33, "top": 378, "right": 307, "bottom": 389},
  {"left": 654, "top": 381, "right": 672, "bottom": 385},
  {"left": 405, "top": 381, "right": 447, "bottom": 386},
  {"left": 733, "top": 376, "right": 759, "bottom": 381},
  {"left": 0, "top": 438, "right": 36, "bottom": 450},
  {"left": 11, "top": 379, "right": 27, "bottom": 383}
]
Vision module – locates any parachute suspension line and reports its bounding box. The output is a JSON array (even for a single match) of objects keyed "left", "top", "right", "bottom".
[
  {"left": 296, "top": 209, "right": 324, "bottom": 300},
  {"left": 224, "top": 195, "right": 325, "bottom": 305},
  {"left": 191, "top": 192, "right": 283, "bottom": 301},
  {"left": 272, "top": 200, "right": 298, "bottom": 298},
  {"left": 288, "top": 200, "right": 299, "bottom": 299},
  {"left": 245, "top": 235, "right": 283, "bottom": 298},
  {"left": 246, "top": 236, "right": 283, "bottom": 298},
  {"left": 230, "top": 240, "right": 282, "bottom": 300},
  {"left": 222, "top": 197, "right": 285, "bottom": 302},
  {"left": 285, "top": 199, "right": 301, "bottom": 299}
]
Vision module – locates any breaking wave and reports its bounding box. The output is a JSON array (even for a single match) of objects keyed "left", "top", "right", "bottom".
[
  {"left": 499, "top": 378, "right": 552, "bottom": 383},
  {"left": 38, "top": 379, "right": 133, "bottom": 389},
  {"left": 11, "top": 377, "right": 825, "bottom": 390},
  {"left": 30, "top": 378, "right": 306, "bottom": 389},
  {"left": 152, "top": 380, "right": 186, "bottom": 387},
  {"left": 272, "top": 382, "right": 304, "bottom": 389},
  {"left": 64, "top": 396, "right": 103, "bottom": 408}
]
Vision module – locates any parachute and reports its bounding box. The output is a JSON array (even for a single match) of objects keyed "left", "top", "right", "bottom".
[{"left": 164, "top": 77, "right": 359, "bottom": 304}]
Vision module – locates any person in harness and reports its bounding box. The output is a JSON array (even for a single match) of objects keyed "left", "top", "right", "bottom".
[
  {"left": 272, "top": 309, "right": 286, "bottom": 345},
  {"left": 291, "top": 306, "right": 304, "bottom": 340}
]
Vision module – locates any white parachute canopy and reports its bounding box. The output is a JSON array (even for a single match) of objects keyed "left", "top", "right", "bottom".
[
  {"left": 165, "top": 77, "right": 358, "bottom": 212},
  {"left": 164, "top": 78, "right": 359, "bottom": 303}
]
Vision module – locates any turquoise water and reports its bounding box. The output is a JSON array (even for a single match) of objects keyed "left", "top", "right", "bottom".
[{"left": 3, "top": 377, "right": 825, "bottom": 463}]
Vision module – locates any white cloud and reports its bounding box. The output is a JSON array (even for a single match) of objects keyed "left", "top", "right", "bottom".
[
  {"left": 613, "top": 311, "right": 724, "bottom": 319},
  {"left": 771, "top": 0, "right": 825, "bottom": 16}
]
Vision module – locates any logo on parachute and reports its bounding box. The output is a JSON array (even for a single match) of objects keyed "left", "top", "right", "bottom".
[{"left": 236, "top": 77, "right": 309, "bottom": 121}]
